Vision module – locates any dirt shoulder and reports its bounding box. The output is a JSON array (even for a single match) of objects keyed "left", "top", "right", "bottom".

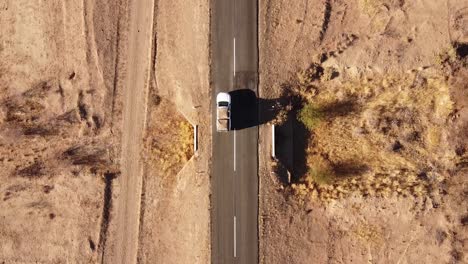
[
  {"left": 101, "top": 0, "right": 155, "bottom": 263},
  {"left": 259, "top": 0, "right": 468, "bottom": 263},
  {"left": 136, "top": 0, "right": 211, "bottom": 263}
]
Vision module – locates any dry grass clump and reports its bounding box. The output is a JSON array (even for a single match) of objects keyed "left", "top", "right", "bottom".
[
  {"left": 2, "top": 81, "right": 82, "bottom": 138},
  {"left": 292, "top": 169, "right": 433, "bottom": 203},
  {"left": 58, "top": 143, "right": 118, "bottom": 175},
  {"left": 270, "top": 101, "right": 292, "bottom": 126},
  {"left": 321, "top": 67, "right": 339, "bottom": 82},
  {"left": 305, "top": 162, "right": 335, "bottom": 186},
  {"left": 286, "top": 66, "right": 455, "bottom": 202},
  {"left": 145, "top": 98, "right": 194, "bottom": 176},
  {"left": 358, "top": 0, "right": 386, "bottom": 16},
  {"left": 5, "top": 99, "right": 45, "bottom": 124},
  {"left": 62, "top": 144, "right": 111, "bottom": 166},
  {"left": 307, "top": 167, "right": 334, "bottom": 186},
  {"left": 358, "top": 0, "right": 404, "bottom": 16},
  {"left": 17, "top": 161, "right": 47, "bottom": 178},
  {"left": 435, "top": 44, "right": 468, "bottom": 77},
  {"left": 353, "top": 223, "right": 384, "bottom": 246},
  {"left": 435, "top": 47, "right": 458, "bottom": 66},
  {"left": 297, "top": 63, "right": 323, "bottom": 86},
  {"left": 297, "top": 103, "right": 323, "bottom": 129},
  {"left": 22, "top": 123, "right": 60, "bottom": 136},
  {"left": 357, "top": 0, "right": 407, "bottom": 33},
  {"left": 3, "top": 81, "right": 54, "bottom": 124},
  {"left": 177, "top": 120, "right": 195, "bottom": 162}
]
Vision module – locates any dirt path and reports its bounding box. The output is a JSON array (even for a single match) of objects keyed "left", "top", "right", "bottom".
[{"left": 104, "top": 0, "right": 154, "bottom": 263}]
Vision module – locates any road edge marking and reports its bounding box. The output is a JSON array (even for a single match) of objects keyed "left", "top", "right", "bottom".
[
  {"left": 234, "top": 216, "right": 237, "bottom": 258},
  {"left": 233, "top": 37, "right": 236, "bottom": 76},
  {"left": 233, "top": 129, "right": 236, "bottom": 171}
]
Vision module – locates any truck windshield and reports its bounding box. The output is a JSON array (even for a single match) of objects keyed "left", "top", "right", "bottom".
[{"left": 218, "top": 102, "right": 229, "bottom": 107}]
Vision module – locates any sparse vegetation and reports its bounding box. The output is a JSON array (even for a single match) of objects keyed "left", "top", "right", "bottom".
[
  {"left": 175, "top": 120, "right": 195, "bottom": 163},
  {"left": 145, "top": 98, "right": 194, "bottom": 175},
  {"left": 435, "top": 46, "right": 458, "bottom": 66},
  {"left": 17, "top": 161, "right": 47, "bottom": 178},
  {"left": 291, "top": 168, "right": 433, "bottom": 203},
  {"left": 305, "top": 165, "right": 334, "bottom": 186},
  {"left": 6, "top": 99, "right": 45, "bottom": 123},
  {"left": 22, "top": 124, "right": 59, "bottom": 136},
  {"left": 278, "top": 66, "right": 455, "bottom": 202},
  {"left": 353, "top": 223, "right": 384, "bottom": 246},
  {"left": 261, "top": 0, "right": 467, "bottom": 262},
  {"left": 1, "top": 81, "right": 85, "bottom": 139},
  {"left": 63, "top": 145, "right": 110, "bottom": 166},
  {"left": 321, "top": 67, "right": 339, "bottom": 81},
  {"left": 358, "top": 0, "right": 385, "bottom": 16},
  {"left": 270, "top": 101, "right": 292, "bottom": 126},
  {"left": 297, "top": 103, "right": 323, "bottom": 130},
  {"left": 297, "top": 63, "right": 323, "bottom": 86}
]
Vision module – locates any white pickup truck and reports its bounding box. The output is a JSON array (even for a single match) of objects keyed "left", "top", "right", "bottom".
[{"left": 216, "top": 92, "right": 231, "bottom": 132}]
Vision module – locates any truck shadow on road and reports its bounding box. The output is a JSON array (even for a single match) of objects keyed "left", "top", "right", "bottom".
[
  {"left": 229, "top": 88, "right": 284, "bottom": 130},
  {"left": 229, "top": 89, "right": 258, "bottom": 130},
  {"left": 229, "top": 89, "right": 309, "bottom": 184}
]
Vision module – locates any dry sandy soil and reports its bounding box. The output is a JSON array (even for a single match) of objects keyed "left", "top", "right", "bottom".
[
  {"left": 0, "top": 0, "right": 211, "bottom": 263},
  {"left": 136, "top": 0, "right": 211, "bottom": 263},
  {"left": 0, "top": 0, "right": 124, "bottom": 262},
  {"left": 3, "top": 0, "right": 467, "bottom": 263},
  {"left": 259, "top": 0, "right": 468, "bottom": 263}
]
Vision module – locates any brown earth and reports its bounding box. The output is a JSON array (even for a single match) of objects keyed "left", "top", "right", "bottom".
[
  {"left": 3, "top": 0, "right": 467, "bottom": 263},
  {"left": 0, "top": 0, "right": 124, "bottom": 262},
  {"left": 100, "top": 0, "right": 154, "bottom": 263},
  {"left": 0, "top": 0, "right": 211, "bottom": 263},
  {"left": 259, "top": 0, "right": 468, "bottom": 263},
  {"left": 136, "top": 0, "right": 211, "bottom": 263}
]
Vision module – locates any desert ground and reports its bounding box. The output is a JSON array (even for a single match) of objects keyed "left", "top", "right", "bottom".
[
  {"left": 259, "top": 0, "right": 468, "bottom": 263},
  {"left": 1, "top": 0, "right": 467, "bottom": 263},
  {"left": 0, "top": 0, "right": 123, "bottom": 262},
  {"left": 0, "top": 0, "right": 210, "bottom": 263},
  {"left": 137, "top": 0, "right": 211, "bottom": 262}
]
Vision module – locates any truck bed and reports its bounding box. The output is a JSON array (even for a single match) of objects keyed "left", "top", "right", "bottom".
[
  {"left": 217, "top": 107, "right": 229, "bottom": 119},
  {"left": 217, "top": 107, "right": 229, "bottom": 131}
]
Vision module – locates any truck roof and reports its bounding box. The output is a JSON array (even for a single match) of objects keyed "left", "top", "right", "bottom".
[{"left": 216, "top": 92, "right": 231, "bottom": 104}]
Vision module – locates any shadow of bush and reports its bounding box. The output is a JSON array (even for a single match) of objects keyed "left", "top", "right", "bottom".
[
  {"left": 331, "top": 161, "right": 370, "bottom": 179},
  {"left": 264, "top": 87, "right": 364, "bottom": 186}
]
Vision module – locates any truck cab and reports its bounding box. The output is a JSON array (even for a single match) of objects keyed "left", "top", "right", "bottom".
[{"left": 216, "top": 92, "right": 231, "bottom": 132}]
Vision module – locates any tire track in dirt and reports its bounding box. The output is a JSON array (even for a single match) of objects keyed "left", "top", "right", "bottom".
[
  {"left": 136, "top": 1, "right": 159, "bottom": 261},
  {"left": 97, "top": 172, "right": 117, "bottom": 261},
  {"left": 110, "top": 4, "right": 124, "bottom": 132},
  {"left": 103, "top": 0, "right": 155, "bottom": 263},
  {"left": 319, "top": 0, "right": 332, "bottom": 43}
]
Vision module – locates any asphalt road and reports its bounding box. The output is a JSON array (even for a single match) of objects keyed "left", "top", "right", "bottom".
[{"left": 211, "top": 0, "right": 259, "bottom": 263}]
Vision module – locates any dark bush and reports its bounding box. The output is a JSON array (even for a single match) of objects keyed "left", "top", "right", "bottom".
[{"left": 17, "top": 161, "right": 46, "bottom": 178}]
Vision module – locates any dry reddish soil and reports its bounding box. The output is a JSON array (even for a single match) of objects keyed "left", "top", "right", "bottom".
[
  {"left": 259, "top": 0, "right": 468, "bottom": 263},
  {"left": 0, "top": 0, "right": 125, "bottom": 262}
]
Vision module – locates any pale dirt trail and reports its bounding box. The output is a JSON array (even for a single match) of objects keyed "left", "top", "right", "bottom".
[{"left": 105, "top": 0, "right": 154, "bottom": 263}]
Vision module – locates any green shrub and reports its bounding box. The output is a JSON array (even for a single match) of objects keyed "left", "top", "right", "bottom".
[
  {"left": 307, "top": 166, "right": 335, "bottom": 185},
  {"left": 297, "top": 103, "right": 323, "bottom": 129}
]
